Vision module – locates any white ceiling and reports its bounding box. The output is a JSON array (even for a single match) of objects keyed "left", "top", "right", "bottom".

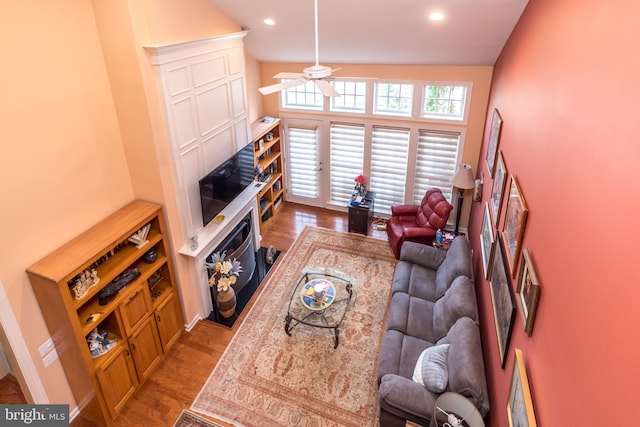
[{"left": 208, "top": 0, "right": 529, "bottom": 66}]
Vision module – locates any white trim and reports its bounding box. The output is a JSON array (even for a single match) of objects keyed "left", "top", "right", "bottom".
[
  {"left": 0, "top": 281, "right": 49, "bottom": 403},
  {"left": 144, "top": 31, "right": 249, "bottom": 65}
]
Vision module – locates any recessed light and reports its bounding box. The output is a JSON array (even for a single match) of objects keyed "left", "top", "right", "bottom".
[
  {"left": 429, "top": 11, "right": 445, "bottom": 21},
  {"left": 264, "top": 18, "right": 276, "bottom": 26}
]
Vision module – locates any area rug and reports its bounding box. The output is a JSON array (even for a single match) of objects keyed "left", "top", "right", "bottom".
[
  {"left": 191, "top": 226, "right": 397, "bottom": 427},
  {"left": 173, "top": 409, "right": 225, "bottom": 427}
]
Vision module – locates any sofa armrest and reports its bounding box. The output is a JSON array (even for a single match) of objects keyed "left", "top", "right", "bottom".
[
  {"left": 399, "top": 241, "right": 446, "bottom": 269},
  {"left": 391, "top": 204, "right": 419, "bottom": 218},
  {"left": 379, "top": 374, "right": 437, "bottom": 423}
]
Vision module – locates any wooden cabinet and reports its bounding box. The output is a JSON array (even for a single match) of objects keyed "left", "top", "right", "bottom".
[
  {"left": 26, "top": 200, "right": 184, "bottom": 425},
  {"left": 252, "top": 118, "right": 285, "bottom": 227},
  {"left": 348, "top": 191, "right": 376, "bottom": 236}
]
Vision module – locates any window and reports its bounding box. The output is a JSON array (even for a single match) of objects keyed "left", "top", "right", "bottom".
[
  {"left": 412, "top": 130, "right": 461, "bottom": 204},
  {"left": 329, "top": 123, "right": 365, "bottom": 205},
  {"left": 374, "top": 83, "right": 413, "bottom": 116},
  {"left": 282, "top": 81, "right": 323, "bottom": 110},
  {"left": 370, "top": 126, "right": 410, "bottom": 214},
  {"left": 287, "top": 127, "right": 319, "bottom": 198},
  {"left": 330, "top": 81, "right": 366, "bottom": 113},
  {"left": 422, "top": 84, "right": 468, "bottom": 120}
]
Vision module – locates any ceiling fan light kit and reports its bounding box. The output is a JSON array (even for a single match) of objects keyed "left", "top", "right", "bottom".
[{"left": 258, "top": 0, "right": 342, "bottom": 97}]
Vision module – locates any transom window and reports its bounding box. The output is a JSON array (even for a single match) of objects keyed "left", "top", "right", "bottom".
[
  {"left": 282, "top": 81, "right": 323, "bottom": 110},
  {"left": 330, "top": 81, "right": 367, "bottom": 113},
  {"left": 373, "top": 83, "right": 413, "bottom": 116},
  {"left": 422, "top": 85, "right": 468, "bottom": 120}
]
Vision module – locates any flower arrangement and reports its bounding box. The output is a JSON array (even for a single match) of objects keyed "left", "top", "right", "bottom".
[
  {"left": 205, "top": 251, "right": 243, "bottom": 292},
  {"left": 354, "top": 174, "right": 367, "bottom": 195}
]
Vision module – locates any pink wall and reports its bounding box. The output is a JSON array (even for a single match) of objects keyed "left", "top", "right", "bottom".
[{"left": 469, "top": 0, "right": 640, "bottom": 424}]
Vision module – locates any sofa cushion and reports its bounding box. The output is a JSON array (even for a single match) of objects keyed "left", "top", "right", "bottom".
[
  {"left": 386, "top": 292, "right": 436, "bottom": 342},
  {"left": 392, "top": 261, "right": 438, "bottom": 301},
  {"left": 377, "top": 330, "right": 433, "bottom": 383},
  {"left": 432, "top": 276, "right": 479, "bottom": 341},
  {"left": 412, "top": 344, "right": 450, "bottom": 393},
  {"left": 434, "top": 237, "right": 473, "bottom": 299}
]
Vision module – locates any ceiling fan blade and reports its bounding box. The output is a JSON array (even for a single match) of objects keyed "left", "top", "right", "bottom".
[
  {"left": 273, "top": 72, "right": 305, "bottom": 79},
  {"left": 315, "top": 79, "right": 341, "bottom": 97},
  {"left": 258, "top": 77, "right": 307, "bottom": 95}
]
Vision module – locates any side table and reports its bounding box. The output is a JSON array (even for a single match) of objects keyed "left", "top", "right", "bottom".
[
  {"left": 348, "top": 191, "right": 376, "bottom": 236},
  {"left": 429, "top": 392, "right": 484, "bottom": 427}
]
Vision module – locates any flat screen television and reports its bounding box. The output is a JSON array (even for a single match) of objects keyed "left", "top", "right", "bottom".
[{"left": 199, "top": 142, "right": 255, "bottom": 227}]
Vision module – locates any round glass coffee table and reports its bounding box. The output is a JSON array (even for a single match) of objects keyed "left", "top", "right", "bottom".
[{"left": 284, "top": 268, "right": 355, "bottom": 349}]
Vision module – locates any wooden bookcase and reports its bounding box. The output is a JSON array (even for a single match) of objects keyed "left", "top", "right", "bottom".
[
  {"left": 26, "top": 200, "right": 183, "bottom": 425},
  {"left": 252, "top": 118, "right": 285, "bottom": 227}
]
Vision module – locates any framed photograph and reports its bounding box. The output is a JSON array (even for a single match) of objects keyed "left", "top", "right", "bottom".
[
  {"left": 489, "top": 233, "right": 516, "bottom": 368},
  {"left": 480, "top": 202, "right": 495, "bottom": 279},
  {"left": 516, "top": 250, "right": 540, "bottom": 336},
  {"left": 490, "top": 151, "right": 508, "bottom": 228},
  {"left": 485, "top": 108, "right": 503, "bottom": 177},
  {"left": 502, "top": 175, "right": 528, "bottom": 277},
  {"left": 508, "top": 348, "right": 538, "bottom": 427}
]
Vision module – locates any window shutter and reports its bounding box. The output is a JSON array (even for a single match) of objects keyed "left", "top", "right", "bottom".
[
  {"left": 412, "top": 129, "right": 460, "bottom": 204},
  {"left": 287, "top": 126, "right": 319, "bottom": 198},
  {"left": 370, "top": 126, "right": 410, "bottom": 214},
  {"left": 329, "top": 123, "right": 365, "bottom": 205}
]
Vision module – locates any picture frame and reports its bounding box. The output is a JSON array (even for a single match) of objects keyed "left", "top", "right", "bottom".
[
  {"left": 489, "top": 233, "right": 516, "bottom": 368},
  {"left": 502, "top": 175, "right": 528, "bottom": 277},
  {"left": 508, "top": 348, "right": 538, "bottom": 427},
  {"left": 490, "top": 151, "right": 508, "bottom": 229},
  {"left": 516, "top": 250, "right": 541, "bottom": 336},
  {"left": 485, "top": 108, "right": 503, "bottom": 177},
  {"left": 480, "top": 202, "right": 495, "bottom": 279}
]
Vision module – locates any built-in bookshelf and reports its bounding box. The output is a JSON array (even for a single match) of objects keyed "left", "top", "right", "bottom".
[{"left": 252, "top": 118, "right": 285, "bottom": 228}]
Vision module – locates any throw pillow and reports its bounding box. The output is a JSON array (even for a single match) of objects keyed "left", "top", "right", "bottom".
[{"left": 412, "top": 344, "right": 450, "bottom": 393}]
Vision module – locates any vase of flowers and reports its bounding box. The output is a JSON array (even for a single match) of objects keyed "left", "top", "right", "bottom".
[
  {"left": 354, "top": 174, "right": 368, "bottom": 196},
  {"left": 205, "top": 251, "right": 243, "bottom": 318}
]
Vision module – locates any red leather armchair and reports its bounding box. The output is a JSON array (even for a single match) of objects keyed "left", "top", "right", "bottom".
[{"left": 386, "top": 188, "right": 453, "bottom": 259}]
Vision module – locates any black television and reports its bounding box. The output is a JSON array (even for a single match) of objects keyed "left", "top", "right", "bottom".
[{"left": 199, "top": 142, "right": 255, "bottom": 227}]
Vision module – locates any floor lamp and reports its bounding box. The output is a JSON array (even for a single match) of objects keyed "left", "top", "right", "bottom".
[{"left": 451, "top": 163, "right": 475, "bottom": 234}]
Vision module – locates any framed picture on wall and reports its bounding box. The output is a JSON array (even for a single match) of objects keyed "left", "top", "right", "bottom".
[
  {"left": 491, "top": 151, "right": 508, "bottom": 228},
  {"left": 485, "top": 108, "right": 503, "bottom": 177},
  {"left": 489, "top": 233, "right": 516, "bottom": 368},
  {"left": 516, "top": 249, "right": 541, "bottom": 336},
  {"left": 480, "top": 202, "right": 495, "bottom": 279},
  {"left": 507, "top": 348, "right": 538, "bottom": 427},
  {"left": 502, "top": 175, "right": 528, "bottom": 277}
]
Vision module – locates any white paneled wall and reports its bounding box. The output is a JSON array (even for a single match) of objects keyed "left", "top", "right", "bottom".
[{"left": 146, "top": 32, "right": 250, "bottom": 239}]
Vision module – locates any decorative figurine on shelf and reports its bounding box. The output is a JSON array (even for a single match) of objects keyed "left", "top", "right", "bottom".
[
  {"left": 205, "top": 251, "right": 243, "bottom": 318},
  {"left": 71, "top": 268, "right": 100, "bottom": 300},
  {"left": 354, "top": 174, "right": 368, "bottom": 196}
]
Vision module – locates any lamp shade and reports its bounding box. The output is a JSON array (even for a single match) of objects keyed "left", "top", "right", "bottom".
[{"left": 452, "top": 164, "right": 475, "bottom": 190}]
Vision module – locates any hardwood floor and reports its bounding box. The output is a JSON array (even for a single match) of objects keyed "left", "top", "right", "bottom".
[
  {"left": 67, "top": 202, "right": 387, "bottom": 426},
  {"left": 0, "top": 374, "right": 27, "bottom": 404}
]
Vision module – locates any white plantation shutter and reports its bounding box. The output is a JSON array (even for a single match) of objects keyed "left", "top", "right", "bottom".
[
  {"left": 329, "top": 123, "right": 365, "bottom": 204},
  {"left": 288, "top": 126, "right": 319, "bottom": 198},
  {"left": 370, "top": 126, "right": 410, "bottom": 214},
  {"left": 412, "top": 130, "right": 460, "bottom": 204}
]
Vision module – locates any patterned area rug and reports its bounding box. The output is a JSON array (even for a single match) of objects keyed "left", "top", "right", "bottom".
[
  {"left": 173, "top": 409, "right": 225, "bottom": 427},
  {"left": 191, "top": 226, "right": 397, "bottom": 427}
]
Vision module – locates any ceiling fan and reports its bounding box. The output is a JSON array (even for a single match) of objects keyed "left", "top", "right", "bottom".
[{"left": 258, "top": 0, "right": 342, "bottom": 97}]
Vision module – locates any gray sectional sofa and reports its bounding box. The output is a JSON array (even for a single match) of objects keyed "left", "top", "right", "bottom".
[{"left": 377, "top": 238, "right": 489, "bottom": 426}]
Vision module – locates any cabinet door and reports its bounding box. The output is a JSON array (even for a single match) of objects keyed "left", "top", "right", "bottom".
[
  {"left": 96, "top": 344, "right": 138, "bottom": 419},
  {"left": 120, "top": 284, "right": 152, "bottom": 335},
  {"left": 129, "top": 315, "right": 162, "bottom": 383},
  {"left": 155, "top": 292, "right": 182, "bottom": 352}
]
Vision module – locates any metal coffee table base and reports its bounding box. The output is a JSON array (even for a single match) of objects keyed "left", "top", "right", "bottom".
[{"left": 284, "top": 271, "right": 353, "bottom": 349}]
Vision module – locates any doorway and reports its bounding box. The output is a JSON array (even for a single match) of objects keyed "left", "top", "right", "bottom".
[{"left": 0, "top": 281, "right": 48, "bottom": 404}]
